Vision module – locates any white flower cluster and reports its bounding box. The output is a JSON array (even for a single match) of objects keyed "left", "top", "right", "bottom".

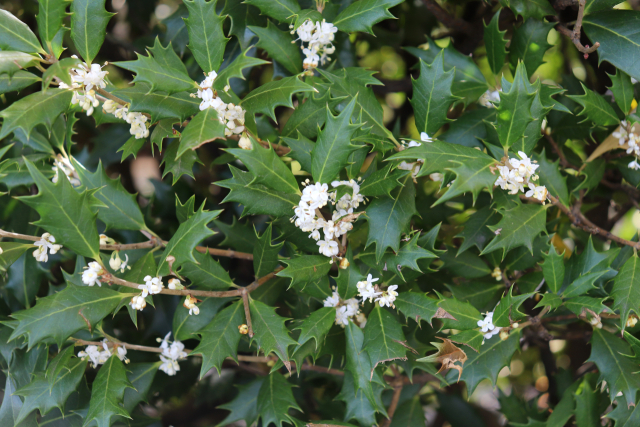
[
  {"left": 82, "top": 261, "right": 105, "bottom": 286},
  {"left": 58, "top": 57, "right": 108, "bottom": 116},
  {"left": 78, "top": 339, "right": 128, "bottom": 368},
  {"left": 32, "top": 232, "right": 62, "bottom": 263},
  {"left": 183, "top": 295, "right": 200, "bottom": 315},
  {"left": 292, "top": 19, "right": 338, "bottom": 70},
  {"left": 194, "top": 71, "right": 247, "bottom": 137},
  {"left": 479, "top": 89, "right": 500, "bottom": 108},
  {"left": 398, "top": 132, "right": 432, "bottom": 178},
  {"left": 51, "top": 154, "right": 80, "bottom": 186},
  {"left": 103, "top": 100, "right": 149, "bottom": 139},
  {"left": 158, "top": 332, "right": 187, "bottom": 376},
  {"left": 477, "top": 311, "right": 501, "bottom": 341},
  {"left": 109, "top": 251, "right": 130, "bottom": 273},
  {"left": 356, "top": 274, "right": 398, "bottom": 308},
  {"left": 495, "top": 151, "right": 548, "bottom": 203},
  {"left": 323, "top": 291, "right": 366, "bottom": 327},
  {"left": 129, "top": 275, "right": 164, "bottom": 311},
  {"left": 613, "top": 121, "right": 640, "bottom": 170}
]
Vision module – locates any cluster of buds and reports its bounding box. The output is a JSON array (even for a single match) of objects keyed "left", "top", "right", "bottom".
[
  {"left": 129, "top": 275, "right": 165, "bottom": 311},
  {"left": 58, "top": 56, "right": 108, "bottom": 116},
  {"left": 193, "top": 71, "right": 247, "bottom": 138},
  {"left": 82, "top": 261, "right": 105, "bottom": 286},
  {"left": 613, "top": 120, "right": 640, "bottom": 170},
  {"left": 78, "top": 339, "right": 128, "bottom": 368},
  {"left": 292, "top": 19, "right": 338, "bottom": 72},
  {"left": 109, "top": 251, "right": 130, "bottom": 273},
  {"left": 324, "top": 290, "right": 366, "bottom": 327},
  {"left": 51, "top": 154, "right": 80, "bottom": 186},
  {"left": 627, "top": 314, "right": 638, "bottom": 328},
  {"left": 158, "top": 332, "right": 187, "bottom": 376},
  {"left": 103, "top": 100, "right": 149, "bottom": 139},
  {"left": 32, "top": 232, "right": 62, "bottom": 263},
  {"left": 494, "top": 151, "right": 548, "bottom": 204},
  {"left": 478, "top": 89, "right": 500, "bottom": 108},
  {"left": 491, "top": 267, "right": 502, "bottom": 281}
]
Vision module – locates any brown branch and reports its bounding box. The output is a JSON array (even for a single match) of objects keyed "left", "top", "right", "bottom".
[
  {"left": 555, "top": 0, "right": 600, "bottom": 55},
  {"left": 421, "top": 0, "right": 475, "bottom": 35},
  {"left": 601, "top": 180, "right": 640, "bottom": 202},
  {"left": 381, "top": 366, "right": 404, "bottom": 427},
  {"left": 544, "top": 133, "right": 577, "bottom": 169},
  {"left": 242, "top": 289, "right": 254, "bottom": 338}
]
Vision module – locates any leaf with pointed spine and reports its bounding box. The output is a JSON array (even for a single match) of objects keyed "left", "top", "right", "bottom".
[
  {"left": 213, "top": 48, "right": 270, "bottom": 91},
  {"left": 85, "top": 356, "right": 134, "bottom": 427},
  {"left": 114, "top": 38, "right": 195, "bottom": 94},
  {"left": 157, "top": 202, "right": 221, "bottom": 276},
  {"left": 176, "top": 108, "right": 226, "bottom": 158},
  {"left": 183, "top": 0, "right": 228, "bottom": 73},
  {"left": 70, "top": 0, "right": 114, "bottom": 63},
  {"left": 536, "top": 148, "right": 569, "bottom": 206},
  {"left": 228, "top": 143, "right": 300, "bottom": 195},
  {"left": 253, "top": 224, "right": 283, "bottom": 278},
  {"left": 257, "top": 373, "right": 302, "bottom": 427},
  {"left": 588, "top": 328, "right": 640, "bottom": 405},
  {"left": 456, "top": 207, "right": 501, "bottom": 255},
  {"left": 249, "top": 21, "right": 301, "bottom": 75},
  {"left": 240, "top": 76, "right": 315, "bottom": 122},
  {"left": 437, "top": 293, "right": 483, "bottom": 330},
  {"left": 114, "top": 83, "right": 200, "bottom": 122},
  {"left": 0, "top": 89, "right": 72, "bottom": 140},
  {"left": 0, "top": 9, "right": 45, "bottom": 54},
  {"left": 496, "top": 63, "right": 536, "bottom": 149},
  {"left": 42, "top": 57, "right": 82, "bottom": 90},
  {"left": 395, "top": 292, "right": 442, "bottom": 325},
  {"left": 567, "top": 83, "right": 620, "bottom": 127},
  {"left": 192, "top": 301, "right": 244, "bottom": 376},
  {"left": 281, "top": 89, "right": 343, "bottom": 139},
  {"left": 611, "top": 255, "right": 640, "bottom": 332},
  {"left": 333, "top": 0, "right": 403, "bottom": 34},
  {"left": 217, "top": 165, "right": 299, "bottom": 217},
  {"left": 358, "top": 163, "right": 407, "bottom": 197},
  {"left": 249, "top": 299, "right": 296, "bottom": 369},
  {"left": 37, "top": 0, "right": 69, "bottom": 53},
  {"left": 359, "top": 235, "right": 436, "bottom": 281},
  {"left": 243, "top": 0, "right": 300, "bottom": 22},
  {"left": 14, "top": 358, "right": 86, "bottom": 424},
  {"left": 411, "top": 51, "right": 458, "bottom": 137},
  {"left": 344, "top": 321, "right": 378, "bottom": 407},
  {"left": 492, "top": 288, "right": 534, "bottom": 327},
  {"left": 509, "top": 19, "right": 553, "bottom": 75},
  {"left": 0, "top": 243, "right": 33, "bottom": 272},
  {"left": 0, "top": 374, "right": 38, "bottom": 427},
  {"left": 222, "top": 0, "right": 266, "bottom": 49},
  {"left": 0, "top": 51, "right": 40, "bottom": 76},
  {"left": 277, "top": 255, "right": 331, "bottom": 291},
  {"left": 294, "top": 307, "right": 335, "bottom": 350},
  {"left": 10, "top": 285, "right": 123, "bottom": 348},
  {"left": 0, "top": 71, "right": 40, "bottom": 95},
  {"left": 173, "top": 297, "right": 230, "bottom": 341},
  {"left": 608, "top": 69, "right": 634, "bottom": 114},
  {"left": 19, "top": 159, "right": 100, "bottom": 259},
  {"left": 363, "top": 306, "right": 408, "bottom": 369},
  {"left": 180, "top": 250, "right": 234, "bottom": 290},
  {"left": 282, "top": 132, "right": 314, "bottom": 173},
  {"left": 311, "top": 97, "right": 360, "bottom": 183},
  {"left": 336, "top": 372, "right": 386, "bottom": 426},
  {"left": 541, "top": 244, "right": 565, "bottom": 294},
  {"left": 161, "top": 140, "right": 203, "bottom": 184},
  {"left": 219, "top": 378, "right": 264, "bottom": 426},
  {"left": 72, "top": 160, "right": 148, "bottom": 232},
  {"left": 485, "top": 11, "right": 507, "bottom": 75},
  {"left": 482, "top": 204, "right": 547, "bottom": 259}
]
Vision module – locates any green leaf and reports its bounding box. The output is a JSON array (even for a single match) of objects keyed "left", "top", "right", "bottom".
[
  {"left": 281, "top": 89, "right": 343, "bottom": 139},
  {"left": 14, "top": 358, "right": 86, "bottom": 424},
  {"left": 282, "top": 132, "right": 314, "bottom": 173},
  {"left": 395, "top": 292, "right": 441, "bottom": 325},
  {"left": 456, "top": 207, "right": 500, "bottom": 255},
  {"left": 217, "top": 165, "right": 299, "bottom": 217},
  {"left": 72, "top": 160, "right": 148, "bottom": 232},
  {"left": 492, "top": 288, "right": 534, "bottom": 327},
  {"left": 363, "top": 234, "right": 436, "bottom": 281},
  {"left": 454, "top": 331, "right": 521, "bottom": 395},
  {"left": 20, "top": 159, "right": 100, "bottom": 259},
  {"left": 277, "top": 255, "right": 331, "bottom": 291},
  {"left": 219, "top": 378, "right": 264, "bottom": 427},
  {"left": 611, "top": 255, "right": 640, "bottom": 332},
  {"left": 0, "top": 71, "right": 40, "bottom": 95},
  {"left": 176, "top": 108, "right": 226, "bottom": 158},
  {"left": 122, "top": 362, "right": 160, "bottom": 412},
  {"left": 588, "top": 328, "right": 640, "bottom": 404},
  {"left": 114, "top": 83, "right": 200, "bottom": 122},
  {"left": 46, "top": 345, "right": 75, "bottom": 388},
  {"left": 180, "top": 250, "right": 234, "bottom": 290},
  {"left": 440, "top": 248, "right": 491, "bottom": 279},
  {"left": 336, "top": 372, "right": 385, "bottom": 426},
  {"left": 161, "top": 140, "right": 203, "bottom": 184},
  {"left": 485, "top": 11, "right": 507, "bottom": 75},
  {"left": 150, "top": 118, "right": 178, "bottom": 154},
  {"left": 535, "top": 292, "right": 562, "bottom": 311},
  {"left": 253, "top": 224, "right": 283, "bottom": 278},
  {"left": 567, "top": 82, "right": 620, "bottom": 126},
  {"left": 157, "top": 202, "right": 221, "bottom": 276},
  {"left": 0, "top": 89, "right": 73, "bottom": 140},
  {"left": 249, "top": 299, "right": 297, "bottom": 367},
  {"left": 358, "top": 164, "right": 408, "bottom": 197},
  {"left": 562, "top": 270, "right": 608, "bottom": 299},
  {"left": 243, "top": 0, "right": 300, "bottom": 22},
  {"left": 364, "top": 174, "right": 417, "bottom": 262},
  {"left": 227, "top": 143, "right": 300, "bottom": 195},
  {"left": 437, "top": 294, "right": 483, "bottom": 330},
  {"left": 411, "top": 51, "right": 458, "bottom": 137},
  {"left": 541, "top": 244, "right": 565, "bottom": 294},
  {"left": 509, "top": 19, "right": 553, "bottom": 75},
  {"left": 213, "top": 47, "right": 270, "bottom": 91},
  {"left": 114, "top": 38, "right": 195, "bottom": 94},
  {"left": 10, "top": 285, "right": 123, "bottom": 348},
  {"left": 85, "top": 356, "right": 134, "bottom": 427},
  {"left": 391, "top": 140, "right": 497, "bottom": 205},
  {"left": 582, "top": 11, "right": 640, "bottom": 82},
  {"left": 496, "top": 63, "right": 536, "bottom": 149},
  {"left": 0, "top": 374, "right": 38, "bottom": 427},
  {"left": 344, "top": 321, "right": 377, "bottom": 407},
  {"left": 0, "top": 9, "right": 45, "bottom": 54},
  {"left": 257, "top": 373, "right": 302, "bottom": 427},
  {"left": 0, "top": 51, "right": 40, "bottom": 76},
  {"left": 222, "top": 0, "right": 266, "bottom": 49},
  {"left": 536, "top": 148, "right": 569, "bottom": 206},
  {"left": 192, "top": 301, "right": 245, "bottom": 376},
  {"left": 183, "top": 0, "right": 229, "bottom": 73},
  {"left": 333, "top": 0, "right": 403, "bottom": 34},
  {"left": 608, "top": 69, "right": 635, "bottom": 114},
  {"left": 70, "top": 0, "right": 114, "bottom": 63},
  {"left": 214, "top": 217, "right": 258, "bottom": 253},
  {"left": 37, "top": 0, "right": 69, "bottom": 53},
  {"left": 362, "top": 306, "right": 408, "bottom": 369},
  {"left": 294, "top": 307, "right": 335, "bottom": 350},
  {"left": 240, "top": 76, "right": 315, "bottom": 122},
  {"left": 42, "top": 57, "right": 82, "bottom": 90},
  {"left": 6, "top": 252, "right": 42, "bottom": 309},
  {"left": 249, "top": 21, "right": 301, "bottom": 75},
  {"left": 117, "top": 136, "right": 145, "bottom": 161},
  {"left": 482, "top": 204, "right": 547, "bottom": 259},
  {"left": 501, "top": 0, "right": 555, "bottom": 21},
  {"left": 311, "top": 97, "right": 360, "bottom": 183},
  {"left": 173, "top": 297, "right": 230, "bottom": 341},
  {"left": 0, "top": 243, "right": 33, "bottom": 273}
]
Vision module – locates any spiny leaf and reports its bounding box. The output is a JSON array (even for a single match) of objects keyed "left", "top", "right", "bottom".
[
  {"left": 359, "top": 163, "right": 408, "bottom": 197},
  {"left": 608, "top": 69, "right": 635, "bottom": 114},
  {"left": 336, "top": 372, "right": 386, "bottom": 426},
  {"left": 281, "top": 89, "right": 343, "bottom": 139},
  {"left": 501, "top": 0, "right": 555, "bottom": 21},
  {"left": 219, "top": 378, "right": 264, "bottom": 426},
  {"left": 257, "top": 373, "right": 302, "bottom": 427},
  {"left": 42, "top": 57, "right": 82, "bottom": 90},
  {"left": 70, "top": 0, "right": 114, "bottom": 63},
  {"left": 0, "top": 71, "right": 40, "bottom": 95},
  {"left": 249, "top": 299, "right": 297, "bottom": 370},
  {"left": 411, "top": 50, "right": 458, "bottom": 137},
  {"left": 277, "top": 256, "right": 331, "bottom": 291},
  {"left": 541, "top": 244, "right": 565, "bottom": 294},
  {"left": 37, "top": 0, "right": 70, "bottom": 53},
  {"left": 344, "top": 321, "right": 377, "bottom": 407},
  {"left": 536, "top": 148, "right": 569, "bottom": 206},
  {"left": 456, "top": 206, "right": 501, "bottom": 255},
  {"left": 496, "top": 62, "right": 536, "bottom": 149},
  {"left": 10, "top": 285, "right": 124, "bottom": 348},
  {"left": 0, "top": 9, "right": 45, "bottom": 54},
  {"left": 173, "top": 297, "right": 230, "bottom": 341},
  {"left": 176, "top": 108, "right": 226, "bottom": 158},
  {"left": 294, "top": 307, "right": 335, "bottom": 350},
  {"left": 509, "top": 19, "right": 554, "bottom": 75},
  {"left": 437, "top": 293, "right": 483, "bottom": 330},
  {"left": 183, "top": 0, "right": 229, "bottom": 73},
  {"left": 253, "top": 223, "right": 283, "bottom": 278},
  {"left": 485, "top": 11, "right": 507, "bottom": 75},
  {"left": 20, "top": 159, "right": 101, "bottom": 260},
  {"left": 0, "top": 89, "right": 72, "bottom": 140},
  {"left": 161, "top": 140, "right": 203, "bottom": 184},
  {"left": 395, "top": 292, "right": 442, "bottom": 325},
  {"left": 611, "top": 255, "right": 640, "bottom": 332},
  {"left": 228, "top": 142, "right": 300, "bottom": 194},
  {"left": 249, "top": 21, "right": 301, "bottom": 75},
  {"left": 222, "top": 0, "right": 266, "bottom": 49},
  {"left": 482, "top": 204, "right": 548, "bottom": 260},
  {"left": 244, "top": 0, "right": 301, "bottom": 22},
  {"left": 240, "top": 76, "right": 315, "bottom": 122},
  {"left": 157, "top": 202, "right": 221, "bottom": 276},
  {"left": 282, "top": 132, "right": 314, "bottom": 173},
  {"left": 492, "top": 288, "right": 535, "bottom": 327},
  {"left": 0, "top": 243, "right": 33, "bottom": 273},
  {"left": 180, "top": 250, "right": 234, "bottom": 290},
  {"left": 84, "top": 356, "right": 135, "bottom": 427},
  {"left": 567, "top": 82, "right": 620, "bottom": 127},
  {"left": 114, "top": 83, "right": 200, "bottom": 122},
  {"left": 213, "top": 47, "right": 270, "bottom": 91},
  {"left": 561, "top": 270, "right": 608, "bottom": 299},
  {"left": 333, "top": 0, "right": 403, "bottom": 35},
  {"left": 363, "top": 306, "right": 409, "bottom": 370},
  {"left": 192, "top": 301, "right": 245, "bottom": 376}
]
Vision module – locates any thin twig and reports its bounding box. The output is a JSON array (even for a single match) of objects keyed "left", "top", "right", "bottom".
[
  {"left": 242, "top": 289, "right": 254, "bottom": 338},
  {"left": 555, "top": 0, "right": 600, "bottom": 55},
  {"left": 544, "top": 133, "right": 577, "bottom": 169},
  {"left": 95, "top": 87, "right": 153, "bottom": 119}
]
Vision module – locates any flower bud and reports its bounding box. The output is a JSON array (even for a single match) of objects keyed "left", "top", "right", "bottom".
[
  {"left": 339, "top": 258, "right": 350, "bottom": 269},
  {"left": 499, "top": 330, "right": 509, "bottom": 341},
  {"left": 627, "top": 315, "right": 638, "bottom": 328},
  {"left": 238, "top": 324, "right": 249, "bottom": 334},
  {"left": 109, "top": 252, "right": 122, "bottom": 271}
]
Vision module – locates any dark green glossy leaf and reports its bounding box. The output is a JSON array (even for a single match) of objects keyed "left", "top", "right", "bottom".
[
  {"left": 184, "top": 0, "right": 228, "bottom": 73},
  {"left": 485, "top": 11, "right": 507, "bottom": 75},
  {"left": 70, "top": 0, "right": 114, "bottom": 63}
]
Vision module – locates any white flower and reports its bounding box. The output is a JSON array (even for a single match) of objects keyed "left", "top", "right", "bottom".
[
  {"left": 335, "top": 306, "right": 350, "bottom": 326},
  {"left": 355, "top": 312, "right": 367, "bottom": 328},
  {"left": 491, "top": 267, "right": 502, "bottom": 281},
  {"left": 130, "top": 295, "right": 146, "bottom": 311},
  {"left": 324, "top": 291, "right": 340, "bottom": 308},
  {"left": 420, "top": 132, "right": 433, "bottom": 143},
  {"left": 317, "top": 239, "right": 339, "bottom": 257},
  {"left": 357, "top": 274, "right": 381, "bottom": 302},
  {"left": 479, "top": 89, "right": 500, "bottom": 108},
  {"left": 159, "top": 355, "right": 181, "bottom": 376},
  {"left": 52, "top": 154, "right": 80, "bottom": 186},
  {"left": 477, "top": 312, "right": 495, "bottom": 332},
  {"left": 33, "top": 232, "right": 63, "bottom": 263},
  {"left": 140, "top": 275, "right": 164, "bottom": 296},
  {"left": 630, "top": 160, "right": 640, "bottom": 170},
  {"left": 295, "top": 19, "right": 338, "bottom": 69},
  {"left": 32, "top": 246, "right": 48, "bottom": 262},
  {"left": 238, "top": 135, "right": 252, "bottom": 150},
  {"left": 109, "top": 252, "right": 130, "bottom": 273},
  {"left": 525, "top": 184, "right": 548, "bottom": 204},
  {"left": 430, "top": 173, "right": 443, "bottom": 182},
  {"left": 183, "top": 295, "right": 200, "bottom": 316},
  {"left": 115, "top": 345, "right": 128, "bottom": 363},
  {"left": 375, "top": 285, "right": 398, "bottom": 308},
  {"left": 82, "top": 269, "right": 101, "bottom": 286},
  {"left": 164, "top": 340, "right": 187, "bottom": 361},
  {"left": 613, "top": 121, "right": 629, "bottom": 145},
  {"left": 168, "top": 278, "right": 184, "bottom": 290},
  {"left": 102, "top": 100, "right": 118, "bottom": 114},
  {"left": 344, "top": 298, "right": 360, "bottom": 317}
]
